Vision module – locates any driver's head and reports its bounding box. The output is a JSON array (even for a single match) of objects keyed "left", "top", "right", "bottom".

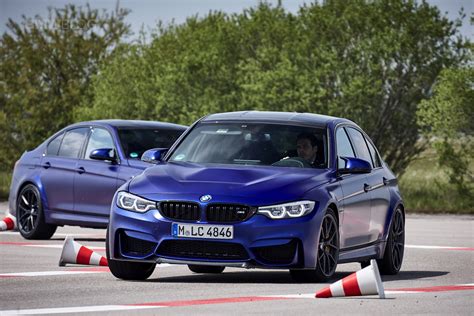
[{"left": 296, "top": 133, "right": 318, "bottom": 164}]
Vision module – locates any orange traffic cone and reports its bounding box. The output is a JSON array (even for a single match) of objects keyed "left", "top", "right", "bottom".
[
  {"left": 59, "top": 236, "right": 108, "bottom": 267},
  {"left": 315, "top": 259, "right": 385, "bottom": 299},
  {"left": 0, "top": 214, "right": 16, "bottom": 231}
]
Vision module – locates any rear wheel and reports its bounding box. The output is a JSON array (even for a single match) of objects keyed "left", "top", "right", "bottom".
[
  {"left": 188, "top": 265, "right": 225, "bottom": 274},
  {"left": 106, "top": 228, "right": 156, "bottom": 280},
  {"left": 17, "top": 184, "right": 56, "bottom": 240},
  {"left": 290, "top": 208, "right": 339, "bottom": 282},
  {"left": 378, "top": 207, "right": 405, "bottom": 274}
]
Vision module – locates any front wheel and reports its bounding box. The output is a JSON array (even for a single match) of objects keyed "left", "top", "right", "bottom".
[
  {"left": 290, "top": 208, "right": 339, "bottom": 282},
  {"left": 17, "top": 184, "right": 57, "bottom": 240},
  {"left": 378, "top": 207, "right": 405, "bottom": 274},
  {"left": 106, "top": 228, "right": 156, "bottom": 280},
  {"left": 188, "top": 265, "right": 225, "bottom": 274}
]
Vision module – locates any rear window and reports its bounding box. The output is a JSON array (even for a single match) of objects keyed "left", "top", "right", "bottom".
[{"left": 117, "top": 128, "right": 183, "bottom": 159}]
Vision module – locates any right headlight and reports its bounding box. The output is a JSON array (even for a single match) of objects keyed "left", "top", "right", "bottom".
[
  {"left": 257, "top": 200, "right": 316, "bottom": 219},
  {"left": 116, "top": 191, "right": 157, "bottom": 213}
]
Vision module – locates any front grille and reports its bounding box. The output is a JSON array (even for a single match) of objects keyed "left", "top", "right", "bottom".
[
  {"left": 253, "top": 240, "right": 298, "bottom": 264},
  {"left": 120, "top": 233, "right": 157, "bottom": 257},
  {"left": 157, "top": 240, "right": 249, "bottom": 260},
  {"left": 206, "top": 204, "right": 255, "bottom": 222},
  {"left": 160, "top": 201, "right": 200, "bottom": 221}
]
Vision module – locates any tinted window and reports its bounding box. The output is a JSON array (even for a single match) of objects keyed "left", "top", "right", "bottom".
[
  {"left": 366, "top": 138, "right": 382, "bottom": 168},
  {"left": 118, "top": 128, "right": 184, "bottom": 159},
  {"left": 57, "top": 128, "right": 89, "bottom": 158},
  {"left": 169, "top": 123, "right": 327, "bottom": 169},
  {"left": 336, "top": 128, "right": 355, "bottom": 169},
  {"left": 346, "top": 127, "right": 372, "bottom": 165},
  {"left": 46, "top": 133, "right": 63, "bottom": 156},
  {"left": 84, "top": 128, "right": 115, "bottom": 160}
]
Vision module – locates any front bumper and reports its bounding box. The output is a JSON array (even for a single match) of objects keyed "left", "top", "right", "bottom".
[{"left": 108, "top": 202, "right": 325, "bottom": 269}]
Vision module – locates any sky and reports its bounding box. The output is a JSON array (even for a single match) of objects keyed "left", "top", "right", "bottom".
[{"left": 0, "top": 0, "right": 472, "bottom": 40}]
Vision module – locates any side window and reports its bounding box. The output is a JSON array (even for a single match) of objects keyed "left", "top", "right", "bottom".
[
  {"left": 84, "top": 128, "right": 115, "bottom": 160},
  {"left": 346, "top": 127, "right": 373, "bottom": 166},
  {"left": 46, "top": 133, "right": 63, "bottom": 156},
  {"left": 336, "top": 128, "right": 355, "bottom": 169},
  {"left": 57, "top": 128, "right": 89, "bottom": 158},
  {"left": 366, "top": 138, "right": 382, "bottom": 168}
]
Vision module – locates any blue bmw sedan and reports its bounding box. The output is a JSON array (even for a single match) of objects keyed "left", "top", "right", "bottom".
[
  {"left": 107, "top": 112, "right": 405, "bottom": 282},
  {"left": 8, "top": 120, "right": 186, "bottom": 240}
]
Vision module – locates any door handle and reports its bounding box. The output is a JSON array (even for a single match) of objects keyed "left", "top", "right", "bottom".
[
  {"left": 363, "top": 183, "right": 371, "bottom": 192},
  {"left": 383, "top": 177, "right": 389, "bottom": 186},
  {"left": 76, "top": 167, "right": 85, "bottom": 174},
  {"left": 42, "top": 162, "right": 51, "bottom": 169}
]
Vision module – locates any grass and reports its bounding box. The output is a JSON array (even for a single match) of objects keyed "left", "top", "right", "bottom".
[
  {"left": 398, "top": 149, "right": 473, "bottom": 214},
  {"left": 0, "top": 151, "right": 472, "bottom": 214}
]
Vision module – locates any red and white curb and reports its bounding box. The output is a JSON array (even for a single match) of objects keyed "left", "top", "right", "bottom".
[
  {"left": 405, "top": 244, "right": 474, "bottom": 251},
  {"left": 1, "top": 284, "right": 473, "bottom": 314}
]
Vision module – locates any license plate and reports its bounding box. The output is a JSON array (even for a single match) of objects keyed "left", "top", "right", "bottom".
[{"left": 172, "top": 223, "right": 233, "bottom": 240}]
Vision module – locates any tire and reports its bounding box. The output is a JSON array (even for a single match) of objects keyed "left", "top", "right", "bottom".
[
  {"left": 290, "top": 208, "right": 339, "bottom": 282},
  {"left": 188, "top": 265, "right": 225, "bottom": 274},
  {"left": 378, "top": 207, "right": 405, "bottom": 275},
  {"left": 17, "top": 184, "right": 57, "bottom": 240},
  {"left": 106, "top": 228, "right": 156, "bottom": 280}
]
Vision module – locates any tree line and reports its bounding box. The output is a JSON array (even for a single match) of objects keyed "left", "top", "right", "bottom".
[{"left": 1, "top": 0, "right": 471, "bottom": 197}]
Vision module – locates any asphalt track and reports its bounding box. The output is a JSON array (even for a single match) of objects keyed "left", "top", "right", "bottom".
[{"left": 0, "top": 203, "right": 473, "bottom": 315}]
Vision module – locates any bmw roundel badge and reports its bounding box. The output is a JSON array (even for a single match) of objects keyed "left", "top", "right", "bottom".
[{"left": 200, "top": 194, "right": 212, "bottom": 202}]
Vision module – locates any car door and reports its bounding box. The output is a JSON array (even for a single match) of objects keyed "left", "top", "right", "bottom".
[
  {"left": 336, "top": 126, "right": 372, "bottom": 249},
  {"left": 362, "top": 133, "right": 391, "bottom": 242},
  {"left": 40, "top": 127, "right": 89, "bottom": 213},
  {"left": 73, "top": 127, "right": 120, "bottom": 219},
  {"left": 345, "top": 127, "right": 391, "bottom": 244}
]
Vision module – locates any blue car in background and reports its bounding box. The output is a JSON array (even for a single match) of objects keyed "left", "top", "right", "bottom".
[
  {"left": 107, "top": 111, "right": 405, "bottom": 282},
  {"left": 8, "top": 120, "right": 186, "bottom": 240}
]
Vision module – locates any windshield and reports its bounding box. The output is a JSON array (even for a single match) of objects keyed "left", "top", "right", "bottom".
[
  {"left": 169, "top": 123, "right": 327, "bottom": 169},
  {"left": 118, "top": 128, "right": 183, "bottom": 159}
]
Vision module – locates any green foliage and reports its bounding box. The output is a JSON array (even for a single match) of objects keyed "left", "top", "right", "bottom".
[
  {"left": 79, "top": 0, "right": 469, "bottom": 175},
  {"left": 417, "top": 66, "right": 474, "bottom": 200},
  {"left": 0, "top": 4, "right": 130, "bottom": 171}
]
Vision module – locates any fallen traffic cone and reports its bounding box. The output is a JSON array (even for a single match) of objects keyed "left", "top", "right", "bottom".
[
  {"left": 315, "top": 259, "right": 385, "bottom": 299},
  {"left": 59, "top": 236, "right": 108, "bottom": 267},
  {"left": 0, "top": 214, "right": 16, "bottom": 231}
]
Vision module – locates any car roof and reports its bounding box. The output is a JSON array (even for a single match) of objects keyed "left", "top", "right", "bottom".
[
  {"left": 70, "top": 119, "right": 187, "bottom": 130},
  {"left": 201, "top": 111, "right": 353, "bottom": 127}
]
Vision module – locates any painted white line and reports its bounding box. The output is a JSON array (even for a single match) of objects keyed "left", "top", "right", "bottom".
[
  {"left": 0, "top": 231, "right": 105, "bottom": 238},
  {"left": 23, "top": 244, "right": 106, "bottom": 251},
  {"left": 0, "top": 264, "right": 171, "bottom": 278},
  {"left": 405, "top": 244, "right": 473, "bottom": 250},
  {"left": 0, "top": 270, "right": 107, "bottom": 277},
  {"left": 0, "top": 305, "right": 159, "bottom": 315}
]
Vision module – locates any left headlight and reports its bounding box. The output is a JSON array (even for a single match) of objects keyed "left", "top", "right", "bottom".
[
  {"left": 116, "top": 191, "right": 157, "bottom": 213},
  {"left": 257, "top": 200, "right": 316, "bottom": 219}
]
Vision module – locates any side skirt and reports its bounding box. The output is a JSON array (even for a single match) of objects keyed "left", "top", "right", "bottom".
[{"left": 338, "top": 240, "right": 386, "bottom": 263}]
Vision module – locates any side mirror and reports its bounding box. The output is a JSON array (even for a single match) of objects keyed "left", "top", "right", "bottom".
[
  {"left": 89, "top": 148, "right": 117, "bottom": 163},
  {"left": 141, "top": 148, "right": 168, "bottom": 164},
  {"left": 338, "top": 157, "right": 372, "bottom": 174}
]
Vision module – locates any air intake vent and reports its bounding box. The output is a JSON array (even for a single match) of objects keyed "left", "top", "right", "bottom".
[{"left": 157, "top": 240, "right": 249, "bottom": 260}]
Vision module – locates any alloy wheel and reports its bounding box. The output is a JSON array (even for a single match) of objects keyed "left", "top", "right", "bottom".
[{"left": 318, "top": 212, "right": 339, "bottom": 276}]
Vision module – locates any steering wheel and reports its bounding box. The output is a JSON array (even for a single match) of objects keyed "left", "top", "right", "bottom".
[{"left": 272, "top": 157, "right": 313, "bottom": 168}]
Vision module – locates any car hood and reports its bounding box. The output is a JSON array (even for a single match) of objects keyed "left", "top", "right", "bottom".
[{"left": 129, "top": 162, "right": 332, "bottom": 205}]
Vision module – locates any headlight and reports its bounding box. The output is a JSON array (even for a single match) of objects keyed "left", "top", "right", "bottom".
[
  {"left": 116, "top": 191, "right": 157, "bottom": 213},
  {"left": 258, "top": 201, "right": 315, "bottom": 219}
]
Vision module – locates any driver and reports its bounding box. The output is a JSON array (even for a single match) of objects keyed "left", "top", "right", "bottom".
[{"left": 296, "top": 133, "right": 318, "bottom": 167}]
